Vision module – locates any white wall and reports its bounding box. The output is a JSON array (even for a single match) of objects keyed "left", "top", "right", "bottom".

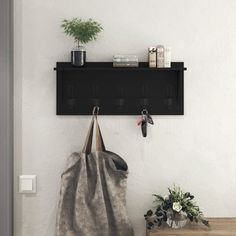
[{"left": 14, "top": 0, "right": 236, "bottom": 236}]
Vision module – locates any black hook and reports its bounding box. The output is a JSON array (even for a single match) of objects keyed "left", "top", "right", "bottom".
[{"left": 92, "top": 106, "right": 100, "bottom": 115}]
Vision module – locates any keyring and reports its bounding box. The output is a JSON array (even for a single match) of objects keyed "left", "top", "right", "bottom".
[{"left": 141, "top": 109, "right": 148, "bottom": 115}]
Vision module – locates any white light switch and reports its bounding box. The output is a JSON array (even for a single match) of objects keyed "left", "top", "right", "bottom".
[{"left": 19, "top": 175, "right": 37, "bottom": 193}]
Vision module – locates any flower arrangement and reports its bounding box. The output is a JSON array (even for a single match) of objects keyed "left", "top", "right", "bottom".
[{"left": 144, "top": 186, "right": 210, "bottom": 229}]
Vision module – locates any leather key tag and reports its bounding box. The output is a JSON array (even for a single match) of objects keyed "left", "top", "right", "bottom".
[{"left": 141, "top": 120, "right": 147, "bottom": 137}]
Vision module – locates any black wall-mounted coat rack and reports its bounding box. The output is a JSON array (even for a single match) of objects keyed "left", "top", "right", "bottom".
[{"left": 54, "top": 62, "right": 187, "bottom": 115}]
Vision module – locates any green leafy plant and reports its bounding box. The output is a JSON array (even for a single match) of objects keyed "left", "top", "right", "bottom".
[
  {"left": 61, "top": 18, "right": 103, "bottom": 48},
  {"left": 144, "top": 186, "right": 210, "bottom": 229}
]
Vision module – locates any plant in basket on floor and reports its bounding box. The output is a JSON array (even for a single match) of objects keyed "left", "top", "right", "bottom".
[
  {"left": 61, "top": 18, "right": 103, "bottom": 67},
  {"left": 144, "top": 186, "right": 210, "bottom": 230}
]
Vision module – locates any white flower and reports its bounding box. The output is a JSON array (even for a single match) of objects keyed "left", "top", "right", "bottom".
[
  {"left": 172, "top": 202, "right": 182, "bottom": 212},
  {"left": 164, "top": 195, "right": 169, "bottom": 200}
]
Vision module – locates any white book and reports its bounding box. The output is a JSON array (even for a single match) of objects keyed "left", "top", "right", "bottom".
[{"left": 164, "top": 47, "right": 171, "bottom": 68}]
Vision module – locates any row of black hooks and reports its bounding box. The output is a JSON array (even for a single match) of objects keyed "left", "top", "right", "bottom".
[{"left": 92, "top": 106, "right": 154, "bottom": 138}]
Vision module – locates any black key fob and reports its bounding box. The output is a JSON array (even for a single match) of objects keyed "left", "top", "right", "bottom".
[{"left": 141, "top": 120, "right": 147, "bottom": 137}]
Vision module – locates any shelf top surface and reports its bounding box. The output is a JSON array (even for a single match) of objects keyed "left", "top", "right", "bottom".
[
  {"left": 55, "top": 62, "right": 187, "bottom": 71},
  {"left": 147, "top": 218, "right": 236, "bottom": 235}
]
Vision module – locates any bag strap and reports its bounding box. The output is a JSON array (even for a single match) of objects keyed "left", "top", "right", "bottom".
[
  {"left": 82, "top": 107, "right": 106, "bottom": 154},
  {"left": 95, "top": 115, "right": 106, "bottom": 152},
  {"left": 82, "top": 115, "right": 95, "bottom": 154}
]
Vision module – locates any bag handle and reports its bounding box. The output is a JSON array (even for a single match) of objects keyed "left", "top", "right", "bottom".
[{"left": 82, "top": 107, "right": 106, "bottom": 154}]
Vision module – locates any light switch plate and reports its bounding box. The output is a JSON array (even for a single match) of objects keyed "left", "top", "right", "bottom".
[{"left": 19, "top": 175, "right": 37, "bottom": 193}]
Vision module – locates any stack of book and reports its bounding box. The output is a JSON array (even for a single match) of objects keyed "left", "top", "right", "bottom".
[
  {"left": 148, "top": 45, "right": 171, "bottom": 68},
  {"left": 113, "top": 55, "right": 139, "bottom": 67}
]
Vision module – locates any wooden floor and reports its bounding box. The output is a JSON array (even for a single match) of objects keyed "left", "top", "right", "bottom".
[{"left": 147, "top": 218, "right": 236, "bottom": 236}]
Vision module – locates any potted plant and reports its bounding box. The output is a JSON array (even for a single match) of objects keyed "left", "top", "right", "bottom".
[
  {"left": 61, "top": 18, "right": 103, "bottom": 67},
  {"left": 144, "top": 186, "right": 210, "bottom": 230}
]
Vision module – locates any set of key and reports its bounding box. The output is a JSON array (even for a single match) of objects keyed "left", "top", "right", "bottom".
[{"left": 137, "top": 109, "right": 154, "bottom": 137}]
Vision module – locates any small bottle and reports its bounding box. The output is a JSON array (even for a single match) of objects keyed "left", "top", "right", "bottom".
[
  {"left": 148, "top": 47, "right": 157, "bottom": 68},
  {"left": 156, "top": 45, "right": 165, "bottom": 68},
  {"left": 164, "top": 47, "right": 171, "bottom": 68}
]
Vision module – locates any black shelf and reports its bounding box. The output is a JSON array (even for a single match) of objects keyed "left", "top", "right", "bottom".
[
  {"left": 55, "top": 62, "right": 186, "bottom": 71},
  {"left": 55, "top": 62, "right": 186, "bottom": 115}
]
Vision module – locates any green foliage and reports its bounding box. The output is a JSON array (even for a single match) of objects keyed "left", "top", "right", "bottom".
[
  {"left": 144, "top": 185, "right": 210, "bottom": 229},
  {"left": 61, "top": 18, "right": 103, "bottom": 47}
]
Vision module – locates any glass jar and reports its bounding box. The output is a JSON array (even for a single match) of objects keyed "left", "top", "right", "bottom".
[{"left": 166, "top": 210, "right": 189, "bottom": 229}]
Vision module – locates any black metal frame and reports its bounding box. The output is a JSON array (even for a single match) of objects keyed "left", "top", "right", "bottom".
[{"left": 55, "top": 62, "right": 186, "bottom": 115}]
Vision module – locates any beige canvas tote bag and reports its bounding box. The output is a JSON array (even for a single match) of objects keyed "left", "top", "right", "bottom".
[{"left": 56, "top": 112, "right": 134, "bottom": 236}]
